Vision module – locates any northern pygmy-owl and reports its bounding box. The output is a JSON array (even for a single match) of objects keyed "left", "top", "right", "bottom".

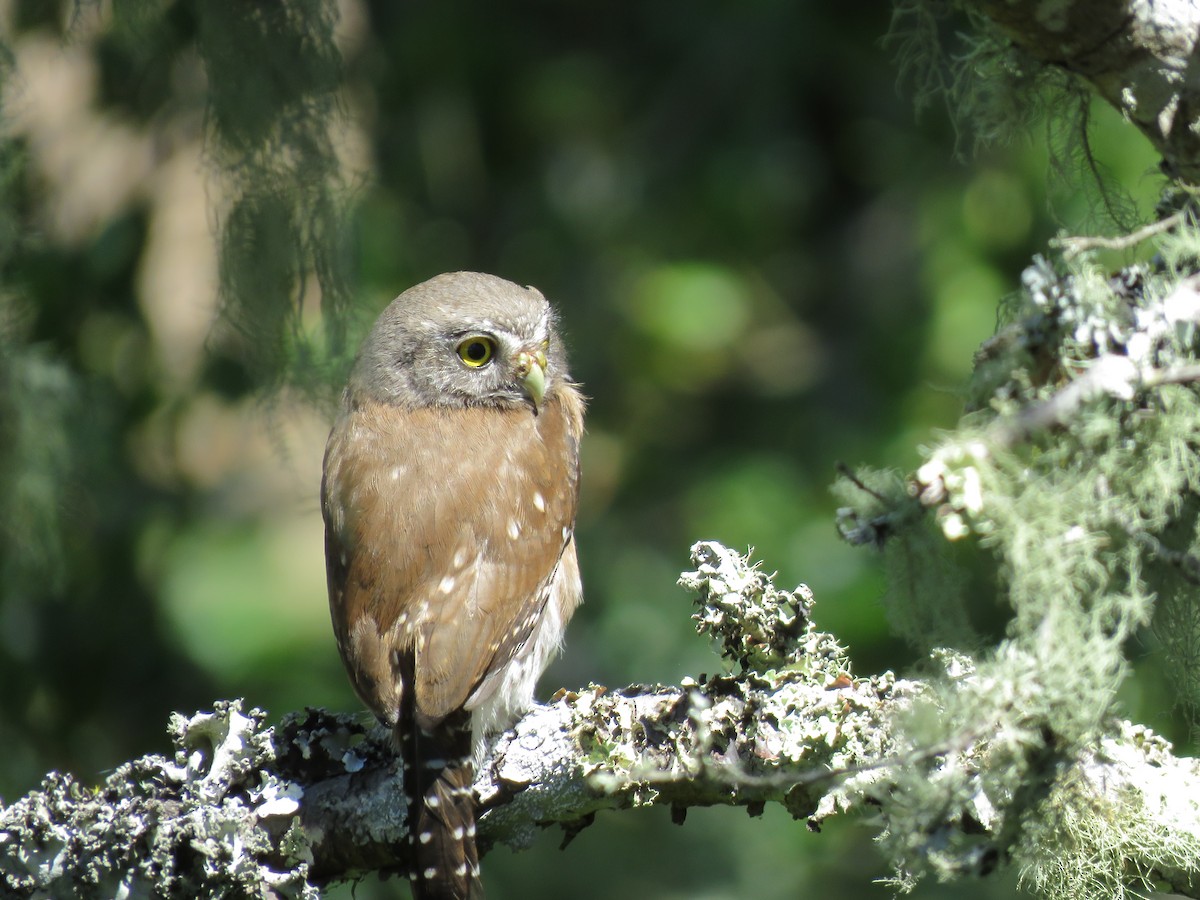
[{"left": 321, "top": 272, "right": 584, "bottom": 900}]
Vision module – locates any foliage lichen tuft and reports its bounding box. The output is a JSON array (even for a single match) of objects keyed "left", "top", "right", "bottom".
[
  {"left": 836, "top": 218, "right": 1200, "bottom": 894},
  {"left": 682, "top": 540, "right": 822, "bottom": 674}
]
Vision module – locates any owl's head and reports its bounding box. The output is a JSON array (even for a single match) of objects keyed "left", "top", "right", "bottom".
[{"left": 349, "top": 271, "right": 571, "bottom": 411}]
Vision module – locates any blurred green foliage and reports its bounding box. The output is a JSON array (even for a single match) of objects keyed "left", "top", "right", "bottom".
[{"left": 0, "top": 0, "right": 1169, "bottom": 897}]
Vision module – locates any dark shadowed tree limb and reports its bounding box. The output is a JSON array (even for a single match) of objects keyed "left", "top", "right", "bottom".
[{"left": 970, "top": 0, "right": 1200, "bottom": 182}]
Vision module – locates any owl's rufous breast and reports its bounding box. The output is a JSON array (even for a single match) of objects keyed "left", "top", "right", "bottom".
[{"left": 322, "top": 385, "right": 584, "bottom": 730}]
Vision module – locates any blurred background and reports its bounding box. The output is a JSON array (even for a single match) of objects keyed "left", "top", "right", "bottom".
[{"left": 0, "top": 1, "right": 1173, "bottom": 898}]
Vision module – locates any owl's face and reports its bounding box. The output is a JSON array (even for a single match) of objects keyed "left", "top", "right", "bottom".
[{"left": 350, "top": 272, "right": 570, "bottom": 411}]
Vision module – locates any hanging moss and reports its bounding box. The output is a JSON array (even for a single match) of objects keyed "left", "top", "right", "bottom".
[
  {"left": 191, "top": 1, "right": 356, "bottom": 401},
  {"left": 837, "top": 216, "right": 1200, "bottom": 893}
]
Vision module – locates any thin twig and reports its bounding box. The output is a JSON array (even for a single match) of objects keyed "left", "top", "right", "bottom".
[
  {"left": 1143, "top": 364, "right": 1200, "bottom": 388},
  {"left": 836, "top": 461, "right": 889, "bottom": 503},
  {"left": 1054, "top": 210, "right": 1187, "bottom": 259},
  {"left": 988, "top": 357, "right": 1200, "bottom": 449},
  {"left": 1130, "top": 531, "right": 1200, "bottom": 586}
]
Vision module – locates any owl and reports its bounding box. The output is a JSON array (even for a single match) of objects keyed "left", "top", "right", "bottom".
[{"left": 321, "top": 272, "right": 585, "bottom": 899}]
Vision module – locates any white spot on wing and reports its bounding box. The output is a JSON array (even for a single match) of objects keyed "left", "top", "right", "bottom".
[
  {"left": 439, "top": 574, "right": 456, "bottom": 594},
  {"left": 533, "top": 491, "right": 546, "bottom": 512},
  {"left": 508, "top": 519, "right": 521, "bottom": 540}
]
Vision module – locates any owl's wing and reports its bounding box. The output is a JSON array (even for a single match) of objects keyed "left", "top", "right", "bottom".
[{"left": 323, "top": 388, "right": 584, "bottom": 728}]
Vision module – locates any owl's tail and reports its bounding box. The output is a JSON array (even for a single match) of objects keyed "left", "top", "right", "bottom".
[{"left": 401, "top": 710, "right": 483, "bottom": 900}]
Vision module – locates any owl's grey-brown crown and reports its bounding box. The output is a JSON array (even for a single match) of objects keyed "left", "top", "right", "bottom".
[{"left": 349, "top": 271, "right": 570, "bottom": 410}]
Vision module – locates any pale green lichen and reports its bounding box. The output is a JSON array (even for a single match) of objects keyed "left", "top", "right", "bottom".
[
  {"left": 565, "top": 545, "right": 915, "bottom": 828},
  {"left": 835, "top": 221, "right": 1200, "bottom": 895},
  {"left": 682, "top": 540, "right": 845, "bottom": 679},
  {"left": 1018, "top": 722, "right": 1200, "bottom": 900}
]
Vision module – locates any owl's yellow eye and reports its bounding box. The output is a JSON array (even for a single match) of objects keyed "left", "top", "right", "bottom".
[{"left": 456, "top": 336, "right": 496, "bottom": 367}]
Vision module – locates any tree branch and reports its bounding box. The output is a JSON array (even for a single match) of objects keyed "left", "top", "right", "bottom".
[
  {"left": 2, "top": 543, "right": 1199, "bottom": 898},
  {"left": 971, "top": 0, "right": 1200, "bottom": 182}
]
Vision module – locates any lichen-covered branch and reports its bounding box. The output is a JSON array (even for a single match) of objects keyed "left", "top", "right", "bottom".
[
  {"left": 1023, "top": 723, "right": 1200, "bottom": 899},
  {"left": 967, "top": 0, "right": 1200, "bottom": 182},
  {"left": 3, "top": 543, "right": 1199, "bottom": 899}
]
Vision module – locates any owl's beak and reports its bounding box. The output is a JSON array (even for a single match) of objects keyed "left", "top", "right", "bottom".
[{"left": 514, "top": 347, "right": 548, "bottom": 412}]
